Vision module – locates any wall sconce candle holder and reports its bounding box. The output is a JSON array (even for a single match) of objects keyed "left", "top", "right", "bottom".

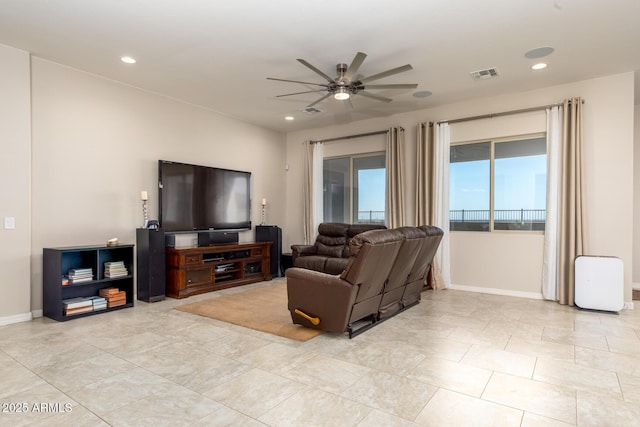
[{"left": 141, "top": 190, "right": 148, "bottom": 227}]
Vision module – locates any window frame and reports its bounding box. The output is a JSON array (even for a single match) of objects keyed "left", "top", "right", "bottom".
[
  {"left": 323, "top": 151, "right": 386, "bottom": 224},
  {"left": 450, "top": 132, "right": 547, "bottom": 233}
]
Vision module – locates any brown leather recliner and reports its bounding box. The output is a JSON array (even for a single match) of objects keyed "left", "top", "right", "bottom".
[
  {"left": 286, "top": 228, "right": 405, "bottom": 336},
  {"left": 286, "top": 225, "right": 444, "bottom": 337},
  {"left": 291, "top": 222, "right": 387, "bottom": 274}
]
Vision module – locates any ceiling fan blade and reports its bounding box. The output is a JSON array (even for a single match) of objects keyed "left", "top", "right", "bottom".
[
  {"left": 358, "top": 91, "right": 393, "bottom": 103},
  {"left": 343, "top": 52, "right": 367, "bottom": 81},
  {"left": 276, "top": 89, "right": 329, "bottom": 98},
  {"left": 267, "top": 77, "right": 329, "bottom": 88},
  {"left": 307, "top": 92, "right": 333, "bottom": 108},
  {"left": 361, "top": 83, "right": 418, "bottom": 89},
  {"left": 297, "top": 59, "right": 335, "bottom": 83},
  {"left": 345, "top": 98, "right": 354, "bottom": 110},
  {"left": 358, "top": 64, "right": 413, "bottom": 84}
]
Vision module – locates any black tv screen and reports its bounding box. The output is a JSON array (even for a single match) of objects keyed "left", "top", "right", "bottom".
[{"left": 158, "top": 160, "right": 252, "bottom": 232}]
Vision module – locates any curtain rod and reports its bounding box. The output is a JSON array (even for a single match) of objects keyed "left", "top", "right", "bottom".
[
  {"left": 432, "top": 99, "right": 584, "bottom": 126},
  {"left": 310, "top": 129, "right": 389, "bottom": 144}
]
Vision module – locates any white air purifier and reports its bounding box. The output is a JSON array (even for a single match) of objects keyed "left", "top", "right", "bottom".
[{"left": 575, "top": 255, "right": 624, "bottom": 312}]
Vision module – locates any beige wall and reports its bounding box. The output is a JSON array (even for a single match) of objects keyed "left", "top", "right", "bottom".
[
  {"left": 0, "top": 44, "right": 31, "bottom": 323},
  {"left": 285, "top": 72, "right": 635, "bottom": 303},
  {"left": 22, "top": 58, "right": 286, "bottom": 317}
]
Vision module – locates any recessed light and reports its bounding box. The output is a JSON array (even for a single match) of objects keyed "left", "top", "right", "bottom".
[
  {"left": 285, "top": 116, "right": 294, "bottom": 121},
  {"left": 120, "top": 56, "right": 136, "bottom": 64},
  {"left": 413, "top": 90, "right": 433, "bottom": 98},
  {"left": 525, "top": 47, "right": 554, "bottom": 59},
  {"left": 531, "top": 63, "right": 548, "bottom": 70}
]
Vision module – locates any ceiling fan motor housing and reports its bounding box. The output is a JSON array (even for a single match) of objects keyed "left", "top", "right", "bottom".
[{"left": 336, "top": 63, "right": 348, "bottom": 80}]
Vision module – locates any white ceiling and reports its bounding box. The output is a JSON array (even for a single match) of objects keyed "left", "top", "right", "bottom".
[{"left": 0, "top": 0, "right": 639, "bottom": 133}]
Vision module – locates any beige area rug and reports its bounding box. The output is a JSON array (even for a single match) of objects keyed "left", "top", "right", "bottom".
[{"left": 175, "top": 281, "right": 323, "bottom": 341}]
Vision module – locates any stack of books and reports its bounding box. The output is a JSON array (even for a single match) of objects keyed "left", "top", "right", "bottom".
[
  {"left": 104, "top": 261, "right": 128, "bottom": 278},
  {"left": 99, "top": 287, "right": 127, "bottom": 308},
  {"left": 86, "top": 295, "right": 107, "bottom": 311},
  {"left": 67, "top": 268, "right": 93, "bottom": 284},
  {"left": 62, "top": 297, "right": 93, "bottom": 316}
]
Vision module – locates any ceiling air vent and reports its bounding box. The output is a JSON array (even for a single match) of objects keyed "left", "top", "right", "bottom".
[
  {"left": 303, "top": 107, "right": 322, "bottom": 114},
  {"left": 470, "top": 67, "right": 500, "bottom": 80}
]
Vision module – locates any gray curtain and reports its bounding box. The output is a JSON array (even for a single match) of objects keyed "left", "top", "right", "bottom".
[
  {"left": 416, "top": 122, "right": 436, "bottom": 225},
  {"left": 558, "top": 97, "right": 587, "bottom": 305},
  {"left": 386, "top": 127, "right": 405, "bottom": 228},
  {"left": 302, "top": 141, "right": 314, "bottom": 244}
]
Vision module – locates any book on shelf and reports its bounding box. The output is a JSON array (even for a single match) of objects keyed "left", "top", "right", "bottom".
[
  {"left": 62, "top": 297, "right": 93, "bottom": 310},
  {"left": 107, "top": 300, "right": 127, "bottom": 308},
  {"left": 69, "top": 277, "right": 94, "bottom": 284},
  {"left": 99, "top": 288, "right": 127, "bottom": 307},
  {"left": 104, "top": 261, "right": 125, "bottom": 268},
  {"left": 106, "top": 295, "right": 126, "bottom": 303},
  {"left": 105, "top": 271, "right": 128, "bottom": 278},
  {"left": 67, "top": 267, "right": 94, "bottom": 283},
  {"left": 86, "top": 296, "right": 107, "bottom": 311},
  {"left": 99, "top": 287, "right": 120, "bottom": 297},
  {"left": 64, "top": 305, "right": 94, "bottom": 316},
  {"left": 104, "top": 261, "right": 129, "bottom": 278},
  {"left": 69, "top": 267, "right": 93, "bottom": 274},
  {"left": 69, "top": 271, "right": 93, "bottom": 277}
]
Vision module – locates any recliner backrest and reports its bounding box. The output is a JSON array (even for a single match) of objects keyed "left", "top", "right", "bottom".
[
  {"left": 341, "top": 228, "right": 404, "bottom": 303},
  {"left": 343, "top": 223, "right": 388, "bottom": 257},
  {"left": 314, "top": 223, "right": 348, "bottom": 258},
  {"left": 408, "top": 225, "right": 444, "bottom": 283},
  {"left": 385, "top": 227, "right": 426, "bottom": 292}
]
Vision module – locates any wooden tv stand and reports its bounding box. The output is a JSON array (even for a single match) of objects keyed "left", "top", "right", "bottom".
[{"left": 165, "top": 242, "right": 272, "bottom": 299}]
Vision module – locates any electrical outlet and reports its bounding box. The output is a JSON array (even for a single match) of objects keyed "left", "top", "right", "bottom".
[{"left": 4, "top": 217, "right": 15, "bottom": 229}]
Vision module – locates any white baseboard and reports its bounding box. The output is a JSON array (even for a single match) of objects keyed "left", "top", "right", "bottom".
[
  {"left": 32, "top": 309, "right": 43, "bottom": 319},
  {"left": 633, "top": 283, "right": 640, "bottom": 291},
  {"left": 447, "top": 284, "right": 635, "bottom": 310},
  {"left": 0, "top": 311, "right": 33, "bottom": 326},
  {"left": 447, "top": 283, "right": 544, "bottom": 300}
]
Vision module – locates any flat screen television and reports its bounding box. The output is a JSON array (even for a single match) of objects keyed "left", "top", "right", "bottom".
[{"left": 158, "top": 160, "right": 252, "bottom": 232}]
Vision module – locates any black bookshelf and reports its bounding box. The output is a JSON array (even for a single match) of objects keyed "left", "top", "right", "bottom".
[{"left": 43, "top": 244, "right": 134, "bottom": 321}]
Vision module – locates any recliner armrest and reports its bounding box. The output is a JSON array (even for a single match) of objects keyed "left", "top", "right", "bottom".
[
  {"left": 291, "top": 244, "right": 317, "bottom": 262},
  {"left": 286, "top": 267, "right": 358, "bottom": 333}
]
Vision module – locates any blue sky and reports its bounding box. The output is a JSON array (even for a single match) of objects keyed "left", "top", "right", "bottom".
[
  {"left": 353, "top": 155, "right": 546, "bottom": 214},
  {"left": 450, "top": 155, "right": 546, "bottom": 211},
  {"left": 358, "top": 168, "right": 385, "bottom": 211}
]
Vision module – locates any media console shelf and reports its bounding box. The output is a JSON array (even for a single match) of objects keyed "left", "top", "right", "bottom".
[
  {"left": 165, "top": 242, "right": 272, "bottom": 299},
  {"left": 43, "top": 244, "right": 134, "bottom": 321}
]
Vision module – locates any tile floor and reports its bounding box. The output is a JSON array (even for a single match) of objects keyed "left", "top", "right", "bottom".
[{"left": 1, "top": 279, "right": 640, "bottom": 426}]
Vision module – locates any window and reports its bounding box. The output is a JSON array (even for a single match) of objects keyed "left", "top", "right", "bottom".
[
  {"left": 450, "top": 135, "right": 546, "bottom": 231},
  {"left": 323, "top": 153, "right": 386, "bottom": 224}
]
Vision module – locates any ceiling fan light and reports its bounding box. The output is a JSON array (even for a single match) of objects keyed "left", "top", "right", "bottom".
[
  {"left": 334, "top": 87, "right": 350, "bottom": 100},
  {"left": 120, "top": 56, "right": 136, "bottom": 64}
]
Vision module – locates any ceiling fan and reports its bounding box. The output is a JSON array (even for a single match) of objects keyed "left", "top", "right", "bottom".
[{"left": 267, "top": 52, "right": 418, "bottom": 109}]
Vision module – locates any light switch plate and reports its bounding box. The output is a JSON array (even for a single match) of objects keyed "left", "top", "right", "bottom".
[{"left": 4, "top": 217, "right": 15, "bottom": 229}]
